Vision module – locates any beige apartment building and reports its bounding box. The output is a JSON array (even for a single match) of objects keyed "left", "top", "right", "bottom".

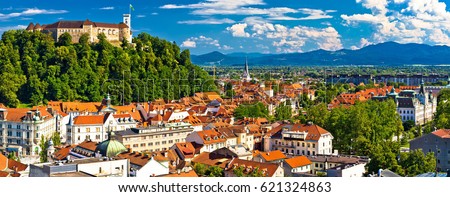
[{"left": 115, "top": 122, "right": 194, "bottom": 152}]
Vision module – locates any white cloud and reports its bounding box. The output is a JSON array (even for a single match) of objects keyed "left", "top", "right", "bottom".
[
  {"left": 0, "top": 8, "right": 68, "bottom": 20},
  {"left": 178, "top": 18, "right": 235, "bottom": 25},
  {"left": 181, "top": 40, "right": 197, "bottom": 48},
  {"left": 342, "top": 0, "right": 450, "bottom": 46},
  {"left": 181, "top": 36, "right": 231, "bottom": 49},
  {"left": 227, "top": 22, "right": 343, "bottom": 52},
  {"left": 226, "top": 23, "right": 250, "bottom": 37},
  {"left": 221, "top": 45, "right": 233, "bottom": 50},
  {"left": 136, "top": 15, "right": 146, "bottom": 18},
  {"left": 161, "top": 0, "right": 331, "bottom": 21},
  {"left": 151, "top": 12, "right": 159, "bottom": 15},
  {"left": 99, "top": 7, "right": 114, "bottom": 10},
  {"left": 0, "top": 25, "right": 27, "bottom": 34},
  {"left": 351, "top": 38, "right": 373, "bottom": 50}
]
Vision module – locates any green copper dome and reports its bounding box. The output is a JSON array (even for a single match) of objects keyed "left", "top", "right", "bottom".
[{"left": 95, "top": 132, "right": 127, "bottom": 158}]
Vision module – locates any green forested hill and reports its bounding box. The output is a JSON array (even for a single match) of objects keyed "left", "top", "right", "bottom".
[{"left": 0, "top": 30, "right": 216, "bottom": 107}]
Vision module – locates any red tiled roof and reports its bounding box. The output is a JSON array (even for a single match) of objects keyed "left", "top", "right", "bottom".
[
  {"left": 73, "top": 115, "right": 106, "bottom": 125},
  {"left": 432, "top": 129, "right": 450, "bottom": 139},
  {"left": 8, "top": 159, "right": 27, "bottom": 171},
  {"left": 76, "top": 141, "right": 98, "bottom": 152},
  {"left": 226, "top": 158, "right": 280, "bottom": 177},
  {"left": 255, "top": 150, "right": 287, "bottom": 162},
  {"left": 270, "top": 123, "right": 331, "bottom": 141},
  {"left": 0, "top": 153, "right": 7, "bottom": 171},
  {"left": 284, "top": 156, "right": 312, "bottom": 168},
  {"left": 197, "top": 130, "right": 226, "bottom": 145}
]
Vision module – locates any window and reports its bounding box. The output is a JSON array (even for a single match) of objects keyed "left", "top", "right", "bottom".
[
  {"left": 8, "top": 125, "right": 11, "bottom": 129},
  {"left": 162, "top": 141, "right": 166, "bottom": 145},
  {"left": 313, "top": 144, "right": 315, "bottom": 148},
  {"left": 302, "top": 150, "right": 305, "bottom": 155},
  {"left": 169, "top": 140, "right": 173, "bottom": 144},
  {"left": 133, "top": 144, "right": 138, "bottom": 148},
  {"left": 7, "top": 131, "right": 12, "bottom": 136},
  {"left": 140, "top": 143, "right": 146, "bottom": 147},
  {"left": 148, "top": 142, "right": 153, "bottom": 146},
  {"left": 78, "top": 136, "right": 81, "bottom": 141},
  {"left": 302, "top": 143, "right": 305, "bottom": 147},
  {"left": 297, "top": 150, "right": 300, "bottom": 155},
  {"left": 307, "top": 151, "right": 310, "bottom": 155},
  {"left": 96, "top": 135, "right": 100, "bottom": 140},
  {"left": 96, "top": 127, "right": 100, "bottom": 132},
  {"left": 315, "top": 163, "right": 318, "bottom": 168},
  {"left": 86, "top": 128, "right": 90, "bottom": 132},
  {"left": 26, "top": 132, "right": 30, "bottom": 139},
  {"left": 307, "top": 143, "right": 310, "bottom": 148},
  {"left": 78, "top": 128, "right": 80, "bottom": 133},
  {"left": 312, "top": 151, "right": 315, "bottom": 155},
  {"left": 17, "top": 125, "right": 21, "bottom": 129}
]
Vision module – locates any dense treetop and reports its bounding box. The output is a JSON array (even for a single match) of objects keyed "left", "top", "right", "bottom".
[{"left": 0, "top": 30, "right": 216, "bottom": 107}]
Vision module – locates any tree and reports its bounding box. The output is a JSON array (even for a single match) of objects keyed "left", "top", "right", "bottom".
[
  {"left": 39, "top": 135, "right": 48, "bottom": 163},
  {"left": 57, "top": 32, "right": 72, "bottom": 46},
  {"left": 233, "top": 166, "right": 246, "bottom": 177},
  {"left": 205, "top": 166, "right": 224, "bottom": 177},
  {"left": 399, "top": 149, "right": 436, "bottom": 176},
  {"left": 233, "top": 102, "right": 269, "bottom": 119},
  {"left": 193, "top": 163, "right": 207, "bottom": 176},
  {"left": 274, "top": 102, "right": 292, "bottom": 121},
  {"left": 52, "top": 132, "right": 62, "bottom": 146}
]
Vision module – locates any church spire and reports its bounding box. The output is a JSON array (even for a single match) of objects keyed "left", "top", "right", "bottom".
[{"left": 420, "top": 79, "right": 425, "bottom": 95}]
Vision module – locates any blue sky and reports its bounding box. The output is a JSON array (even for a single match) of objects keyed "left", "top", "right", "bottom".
[{"left": 1, "top": 0, "right": 450, "bottom": 54}]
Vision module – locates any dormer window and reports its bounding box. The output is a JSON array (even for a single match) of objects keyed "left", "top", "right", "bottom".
[
  {"left": 214, "top": 136, "right": 218, "bottom": 140},
  {"left": 206, "top": 137, "right": 211, "bottom": 141}
]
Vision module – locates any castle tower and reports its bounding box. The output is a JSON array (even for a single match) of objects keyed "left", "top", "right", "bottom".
[{"left": 123, "top": 14, "right": 132, "bottom": 43}]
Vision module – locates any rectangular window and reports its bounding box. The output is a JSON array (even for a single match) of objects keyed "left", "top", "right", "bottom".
[
  {"left": 133, "top": 144, "right": 138, "bottom": 148},
  {"left": 8, "top": 125, "right": 12, "bottom": 129},
  {"left": 17, "top": 125, "right": 21, "bottom": 129},
  {"left": 86, "top": 128, "right": 90, "bottom": 132},
  {"left": 148, "top": 142, "right": 153, "bottom": 146},
  {"left": 169, "top": 140, "right": 173, "bottom": 144},
  {"left": 313, "top": 144, "right": 315, "bottom": 148},
  {"left": 7, "top": 131, "right": 12, "bottom": 136},
  {"left": 140, "top": 143, "right": 146, "bottom": 147},
  {"left": 162, "top": 141, "right": 167, "bottom": 145},
  {"left": 96, "top": 127, "right": 100, "bottom": 132}
]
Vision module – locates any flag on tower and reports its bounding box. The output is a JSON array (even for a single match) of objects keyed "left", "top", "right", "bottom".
[{"left": 130, "top": 4, "right": 135, "bottom": 11}]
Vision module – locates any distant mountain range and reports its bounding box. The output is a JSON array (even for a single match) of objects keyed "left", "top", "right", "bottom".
[{"left": 191, "top": 42, "right": 450, "bottom": 66}]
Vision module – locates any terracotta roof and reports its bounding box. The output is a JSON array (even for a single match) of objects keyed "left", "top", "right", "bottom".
[
  {"left": 8, "top": 159, "right": 27, "bottom": 171},
  {"left": 269, "top": 123, "right": 331, "bottom": 141},
  {"left": 54, "top": 146, "right": 73, "bottom": 160},
  {"left": 432, "top": 129, "right": 450, "bottom": 139},
  {"left": 191, "top": 152, "right": 230, "bottom": 168},
  {"left": 3, "top": 108, "right": 32, "bottom": 122},
  {"left": 113, "top": 114, "right": 132, "bottom": 119},
  {"left": 0, "top": 171, "right": 9, "bottom": 177},
  {"left": 284, "top": 156, "right": 312, "bottom": 168},
  {"left": 255, "top": 150, "right": 287, "bottom": 162},
  {"left": 76, "top": 140, "right": 98, "bottom": 152},
  {"left": 73, "top": 115, "right": 106, "bottom": 125},
  {"left": 26, "top": 22, "right": 34, "bottom": 30},
  {"left": 174, "top": 142, "right": 197, "bottom": 159},
  {"left": 0, "top": 153, "right": 7, "bottom": 171},
  {"left": 226, "top": 158, "right": 280, "bottom": 177},
  {"left": 197, "top": 130, "right": 226, "bottom": 145},
  {"left": 117, "top": 152, "right": 152, "bottom": 167}
]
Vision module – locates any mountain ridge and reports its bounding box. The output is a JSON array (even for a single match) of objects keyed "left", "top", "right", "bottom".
[{"left": 191, "top": 42, "right": 450, "bottom": 66}]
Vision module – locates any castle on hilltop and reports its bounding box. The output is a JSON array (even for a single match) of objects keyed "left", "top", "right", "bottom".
[{"left": 26, "top": 14, "right": 132, "bottom": 45}]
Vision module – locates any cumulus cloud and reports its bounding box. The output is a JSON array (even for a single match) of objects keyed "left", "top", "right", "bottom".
[
  {"left": 136, "top": 15, "right": 146, "bottom": 18},
  {"left": 351, "top": 38, "right": 373, "bottom": 50},
  {"left": 178, "top": 18, "right": 235, "bottom": 25},
  {"left": 180, "top": 36, "right": 231, "bottom": 49},
  {"left": 0, "top": 25, "right": 27, "bottom": 34},
  {"left": 181, "top": 40, "right": 197, "bottom": 48},
  {"left": 0, "top": 8, "right": 68, "bottom": 20},
  {"left": 342, "top": 0, "right": 450, "bottom": 46},
  {"left": 226, "top": 23, "right": 250, "bottom": 37},
  {"left": 227, "top": 22, "right": 342, "bottom": 53}
]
